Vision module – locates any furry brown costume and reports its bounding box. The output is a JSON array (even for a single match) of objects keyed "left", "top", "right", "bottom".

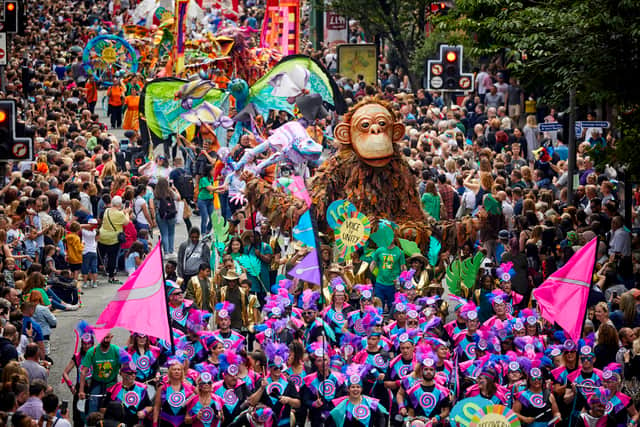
[{"left": 243, "top": 98, "right": 431, "bottom": 247}]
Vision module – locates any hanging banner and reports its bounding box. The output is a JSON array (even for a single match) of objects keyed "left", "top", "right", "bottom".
[
  {"left": 323, "top": 3, "right": 348, "bottom": 47},
  {"left": 260, "top": 0, "right": 300, "bottom": 55},
  {"left": 337, "top": 43, "right": 377, "bottom": 85},
  {"left": 174, "top": 0, "right": 189, "bottom": 75}
]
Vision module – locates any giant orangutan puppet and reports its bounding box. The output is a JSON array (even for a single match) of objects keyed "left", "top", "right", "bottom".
[{"left": 243, "top": 97, "right": 431, "bottom": 246}]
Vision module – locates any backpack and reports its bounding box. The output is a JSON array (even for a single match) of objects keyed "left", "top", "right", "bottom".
[{"left": 158, "top": 197, "right": 177, "bottom": 220}]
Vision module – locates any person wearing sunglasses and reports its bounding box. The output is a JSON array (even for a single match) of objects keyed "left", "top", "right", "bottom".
[
  {"left": 512, "top": 366, "right": 561, "bottom": 427},
  {"left": 567, "top": 344, "right": 604, "bottom": 412}
]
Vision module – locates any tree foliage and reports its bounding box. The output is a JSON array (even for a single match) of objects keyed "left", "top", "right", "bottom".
[
  {"left": 326, "top": 0, "right": 428, "bottom": 89},
  {"left": 441, "top": 0, "right": 640, "bottom": 106}
]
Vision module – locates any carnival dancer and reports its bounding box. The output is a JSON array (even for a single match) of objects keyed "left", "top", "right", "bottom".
[
  {"left": 397, "top": 351, "right": 451, "bottom": 424},
  {"left": 127, "top": 333, "right": 162, "bottom": 394},
  {"left": 601, "top": 364, "right": 639, "bottom": 427},
  {"left": 211, "top": 302, "right": 246, "bottom": 351},
  {"left": 153, "top": 358, "right": 196, "bottom": 427},
  {"left": 168, "top": 282, "right": 192, "bottom": 335},
  {"left": 104, "top": 351, "right": 153, "bottom": 427},
  {"left": 61, "top": 321, "right": 95, "bottom": 427},
  {"left": 513, "top": 366, "right": 562, "bottom": 427},
  {"left": 452, "top": 302, "right": 480, "bottom": 362},
  {"left": 322, "top": 278, "right": 352, "bottom": 344},
  {"left": 247, "top": 342, "right": 301, "bottom": 426},
  {"left": 185, "top": 367, "right": 225, "bottom": 427},
  {"left": 302, "top": 344, "right": 347, "bottom": 427},
  {"left": 285, "top": 341, "right": 308, "bottom": 427},
  {"left": 212, "top": 350, "right": 251, "bottom": 427},
  {"left": 328, "top": 364, "right": 389, "bottom": 427}
]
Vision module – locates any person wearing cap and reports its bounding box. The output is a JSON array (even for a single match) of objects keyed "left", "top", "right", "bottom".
[
  {"left": 384, "top": 333, "right": 416, "bottom": 405},
  {"left": 211, "top": 350, "right": 251, "bottom": 427},
  {"left": 513, "top": 366, "right": 561, "bottom": 427},
  {"left": 328, "top": 366, "right": 389, "bottom": 427},
  {"left": 453, "top": 304, "right": 480, "bottom": 362},
  {"left": 465, "top": 367, "right": 508, "bottom": 404},
  {"left": 397, "top": 353, "right": 451, "bottom": 423},
  {"left": 323, "top": 278, "right": 352, "bottom": 344},
  {"left": 185, "top": 263, "right": 217, "bottom": 313},
  {"left": 167, "top": 282, "right": 191, "bottom": 334},
  {"left": 247, "top": 342, "right": 300, "bottom": 426},
  {"left": 103, "top": 351, "right": 153, "bottom": 427},
  {"left": 567, "top": 344, "right": 604, "bottom": 410},
  {"left": 185, "top": 368, "right": 224, "bottom": 427},
  {"left": 483, "top": 289, "right": 514, "bottom": 330},
  {"left": 79, "top": 332, "right": 122, "bottom": 415},
  {"left": 572, "top": 387, "right": 613, "bottom": 427}
]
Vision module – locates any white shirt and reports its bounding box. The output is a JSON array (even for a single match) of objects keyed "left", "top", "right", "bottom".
[
  {"left": 609, "top": 227, "right": 631, "bottom": 256},
  {"left": 502, "top": 200, "right": 514, "bottom": 229},
  {"left": 81, "top": 229, "right": 98, "bottom": 254}
]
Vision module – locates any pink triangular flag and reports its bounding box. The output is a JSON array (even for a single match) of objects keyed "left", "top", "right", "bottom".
[
  {"left": 94, "top": 242, "right": 172, "bottom": 342},
  {"left": 533, "top": 238, "right": 597, "bottom": 342}
]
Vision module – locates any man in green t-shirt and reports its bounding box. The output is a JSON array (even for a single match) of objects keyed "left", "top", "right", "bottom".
[
  {"left": 370, "top": 243, "right": 406, "bottom": 313},
  {"left": 78, "top": 332, "right": 121, "bottom": 414}
]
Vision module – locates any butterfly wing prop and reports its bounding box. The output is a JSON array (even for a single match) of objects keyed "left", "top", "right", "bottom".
[
  {"left": 139, "top": 77, "right": 228, "bottom": 143},
  {"left": 248, "top": 54, "right": 347, "bottom": 117}
]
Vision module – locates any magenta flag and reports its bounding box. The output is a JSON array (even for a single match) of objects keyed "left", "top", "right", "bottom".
[
  {"left": 94, "top": 243, "right": 171, "bottom": 343},
  {"left": 532, "top": 238, "right": 597, "bottom": 342}
]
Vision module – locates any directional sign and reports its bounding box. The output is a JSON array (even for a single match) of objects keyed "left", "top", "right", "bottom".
[
  {"left": 459, "top": 76, "right": 471, "bottom": 90},
  {"left": 0, "top": 33, "right": 6, "bottom": 66},
  {"left": 431, "top": 63, "right": 443, "bottom": 76},
  {"left": 539, "top": 123, "right": 563, "bottom": 132},
  {"left": 580, "top": 121, "right": 610, "bottom": 128}
]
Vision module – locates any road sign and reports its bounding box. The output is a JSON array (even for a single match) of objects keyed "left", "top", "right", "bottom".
[
  {"left": 431, "top": 63, "right": 443, "bottom": 76},
  {"left": 539, "top": 122, "right": 563, "bottom": 132},
  {"left": 580, "top": 121, "right": 610, "bottom": 128},
  {"left": 0, "top": 33, "right": 6, "bottom": 66},
  {"left": 11, "top": 141, "right": 26, "bottom": 157},
  {"left": 431, "top": 76, "right": 443, "bottom": 89}
]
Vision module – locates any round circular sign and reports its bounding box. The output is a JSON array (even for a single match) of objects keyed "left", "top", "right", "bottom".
[
  {"left": 101, "top": 47, "right": 117, "bottom": 64},
  {"left": 12, "top": 142, "right": 27, "bottom": 158},
  {"left": 431, "top": 76, "right": 443, "bottom": 89},
  {"left": 469, "top": 404, "right": 521, "bottom": 427},
  {"left": 431, "top": 64, "right": 443, "bottom": 76},
  {"left": 326, "top": 199, "right": 357, "bottom": 230},
  {"left": 459, "top": 76, "right": 471, "bottom": 90}
]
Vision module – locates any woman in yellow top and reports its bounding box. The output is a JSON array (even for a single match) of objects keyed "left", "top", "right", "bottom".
[
  {"left": 122, "top": 86, "right": 140, "bottom": 131},
  {"left": 98, "top": 196, "right": 130, "bottom": 284}
]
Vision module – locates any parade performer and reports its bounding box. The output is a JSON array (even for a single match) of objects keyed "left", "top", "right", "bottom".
[
  {"left": 127, "top": 333, "right": 162, "bottom": 386},
  {"left": 302, "top": 345, "right": 347, "bottom": 427},
  {"left": 397, "top": 351, "right": 451, "bottom": 423},
  {"left": 513, "top": 366, "right": 562, "bottom": 427},
  {"left": 328, "top": 365, "right": 389, "bottom": 427},
  {"left": 211, "top": 302, "right": 245, "bottom": 351},
  {"left": 247, "top": 342, "right": 301, "bottom": 427},
  {"left": 104, "top": 351, "right": 153, "bottom": 427},
  {"left": 153, "top": 358, "right": 196, "bottom": 427},
  {"left": 212, "top": 350, "right": 251, "bottom": 427},
  {"left": 601, "top": 364, "right": 639, "bottom": 427},
  {"left": 185, "top": 368, "right": 225, "bottom": 427},
  {"left": 62, "top": 321, "right": 95, "bottom": 427}
]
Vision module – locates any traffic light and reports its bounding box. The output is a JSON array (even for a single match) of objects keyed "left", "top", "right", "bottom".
[
  {"left": 0, "top": 99, "right": 32, "bottom": 161},
  {"left": 426, "top": 44, "right": 474, "bottom": 92},
  {"left": 430, "top": 2, "right": 448, "bottom": 14},
  {"left": 2, "top": 1, "right": 18, "bottom": 33}
]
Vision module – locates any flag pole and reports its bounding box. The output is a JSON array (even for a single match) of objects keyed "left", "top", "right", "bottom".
[
  {"left": 158, "top": 239, "right": 176, "bottom": 355},
  {"left": 577, "top": 237, "right": 600, "bottom": 340},
  {"left": 308, "top": 204, "right": 326, "bottom": 371}
]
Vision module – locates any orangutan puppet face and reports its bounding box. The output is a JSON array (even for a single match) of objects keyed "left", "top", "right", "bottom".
[{"left": 334, "top": 103, "right": 405, "bottom": 167}]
